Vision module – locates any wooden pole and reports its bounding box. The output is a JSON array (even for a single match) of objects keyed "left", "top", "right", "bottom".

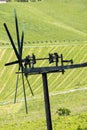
[{"left": 42, "top": 73, "right": 52, "bottom": 130}]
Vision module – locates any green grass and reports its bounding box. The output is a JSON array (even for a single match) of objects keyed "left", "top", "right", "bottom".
[
  {"left": 0, "top": 44, "right": 87, "bottom": 129},
  {"left": 0, "top": 0, "right": 87, "bottom": 129},
  {"left": 0, "top": 44, "right": 87, "bottom": 101},
  {"left": 0, "top": 91, "right": 87, "bottom": 130},
  {"left": 0, "top": 0, "right": 87, "bottom": 42}
]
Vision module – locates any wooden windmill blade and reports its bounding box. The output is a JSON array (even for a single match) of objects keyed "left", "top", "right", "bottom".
[{"left": 4, "top": 9, "right": 35, "bottom": 114}]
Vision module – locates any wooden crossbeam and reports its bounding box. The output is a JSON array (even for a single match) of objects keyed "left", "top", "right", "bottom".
[{"left": 23, "top": 62, "right": 87, "bottom": 75}]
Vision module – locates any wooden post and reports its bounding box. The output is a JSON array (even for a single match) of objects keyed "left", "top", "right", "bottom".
[{"left": 42, "top": 73, "right": 52, "bottom": 130}]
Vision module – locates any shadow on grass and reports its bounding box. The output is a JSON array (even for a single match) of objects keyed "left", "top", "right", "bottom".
[{"left": 77, "top": 126, "right": 87, "bottom": 130}]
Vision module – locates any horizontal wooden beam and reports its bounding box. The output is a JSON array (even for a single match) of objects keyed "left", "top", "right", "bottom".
[{"left": 23, "top": 62, "right": 87, "bottom": 75}]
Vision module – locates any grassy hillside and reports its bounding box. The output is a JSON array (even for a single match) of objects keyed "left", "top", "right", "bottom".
[
  {"left": 0, "top": 44, "right": 87, "bottom": 101},
  {"left": 0, "top": 44, "right": 87, "bottom": 130},
  {"left": 0, "top": 1, "right": 87, "bottom": 130},
  {"left": 0, "top": 0, "right": 87, "bottom": 42}
]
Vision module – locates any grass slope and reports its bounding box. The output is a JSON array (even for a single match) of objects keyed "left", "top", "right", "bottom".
[
  {"left": 0, "top": 0, "right": 87, "bottom": 129},
  {"left": 0, "top": 44, "right": 87, "bottom": 129},
  {"left": 0, "top": 0, "right": 87, "bottom": 42},
  {"left": 0, "top": 44, "right": 87, "bottom": 101},
  {"left": 0, "top": 91, "right": 87, "bottom": 130}
]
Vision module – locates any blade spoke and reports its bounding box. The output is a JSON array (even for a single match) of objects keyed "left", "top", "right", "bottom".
[
  {"left": 20, "top": 24, "right": 24, "bottom": 59},
  {"left": 5, "top": 60, "right": 19, "bottom": 66},
  {"left": 26, "top": 76, "right": 34, "bottom": 96},
  {"left": 14, "top": 67, "right": 20, "bottom": 103},
  {"left": 14, "top": 9, "right": 21, "bottom": 55},
  {"left": 4, "top": 23, "right": 20, "bottom": 61},
  {"left": 21, "top": 67, "right": 28, "bottom": 114}
]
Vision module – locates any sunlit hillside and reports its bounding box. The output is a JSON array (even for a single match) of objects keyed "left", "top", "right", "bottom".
[
  {"left": 0, "top": 1, "right": 87, "bottom": 130},
  {"left": 0, "top": 0, "right": 87, "bottom": 42}
]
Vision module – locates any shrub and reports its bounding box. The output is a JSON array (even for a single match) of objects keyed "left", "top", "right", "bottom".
[
  {"left": 77, "top": 126, "right": 87, "bottom": 130},
  {"left": 77, "top": 126, "right": 82, "bottom": 130},
  {"left": 56, "top": 107, "right": 71, "bottom": 116}
]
